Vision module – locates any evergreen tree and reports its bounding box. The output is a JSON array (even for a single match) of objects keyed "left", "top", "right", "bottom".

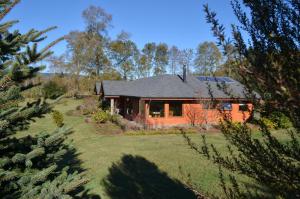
[
  {"left": 184, "top": 0, "right": 300, "bottom": 198},
  {"left": 0, "top": 1, "right": 87, "bottom": 198}
]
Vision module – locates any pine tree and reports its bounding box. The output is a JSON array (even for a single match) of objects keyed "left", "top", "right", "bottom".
[
  {"left": 0, "top": 1, "right": 87, "bottom": 198},
  {"left": 184, "top": 0, "right": 300, "bottom": 198}
]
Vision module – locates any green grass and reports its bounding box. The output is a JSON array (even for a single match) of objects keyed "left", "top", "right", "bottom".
[
  {"left": 124, "top": 127, "right": 198, "bottom": 135},
  {"left": 16, "top": 98, "right": 289, "bottom": 198}
]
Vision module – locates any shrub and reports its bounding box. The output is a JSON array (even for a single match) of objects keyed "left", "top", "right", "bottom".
[
  {"left": 93, "top": 109, "right": 110, "bottom": 123},
  {"left": 65, "top": 89, "right": 78, "bottom": 98},
  {"left": 228, "top": 121, "right": 244, "bottom": 129},
  {"left": 52, "top": 110, "right": 64, "bottom": 127},
  {"left": 269, "top": 111, "right": 293, "bottom": 129},
  {"left": 109, "top": 114, "right": 128, "bottom": 130},
  {"left": 110, "top": 114, "right": 120, "bottom": 123},
  {"left": 260, "top": 117, "right": 276, "bottom": 129},
  {"left": 75, "top": 97, "right": 99, "bottom": 116},
  {"left": 108, "top": 114, "right": 145, "bottom": 131},
  {"left": 83, "top": 97, "right": 99, "bottom": 114},
  {"left": 43, "top": 80, "right": 67, "bottom": 99}
]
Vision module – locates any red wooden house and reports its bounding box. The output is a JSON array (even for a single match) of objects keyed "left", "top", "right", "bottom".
[{"left": 95, "top": 69, "right": 257, "bottom": 128}]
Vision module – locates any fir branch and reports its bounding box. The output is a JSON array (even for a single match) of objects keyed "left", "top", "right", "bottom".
[
  {"left": 0, "top": 0, "right": 20, "bottom": 21},
  {"left": 37, "top": 37, "right": 64, "bottom": 61}
]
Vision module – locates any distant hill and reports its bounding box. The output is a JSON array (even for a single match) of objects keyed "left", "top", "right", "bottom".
[{"left": 39, "top": 72, "right": 56, "bottom": 77}]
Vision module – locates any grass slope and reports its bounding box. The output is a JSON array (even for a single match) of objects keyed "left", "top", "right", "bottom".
[{"left": 17, "top": 98, "right": 288, "bottom": 198}]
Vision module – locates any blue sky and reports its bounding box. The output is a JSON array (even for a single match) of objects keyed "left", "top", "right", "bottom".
[{"left": 4, "top": 0, "right": 238, "bottom": 56}]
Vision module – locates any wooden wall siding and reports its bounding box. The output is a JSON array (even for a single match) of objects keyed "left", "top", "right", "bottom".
[
  {"left": 112, "top": 97, "right": 253, "bottom": 128},
  {"left": 143, "top": 101, "right": 253, "bottom": 128}
]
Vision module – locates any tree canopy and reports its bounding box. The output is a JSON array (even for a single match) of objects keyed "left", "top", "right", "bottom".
[
  {"left": 194, "top": 41, "right": 222, "bottom": 75},
  {"left": 154, "top": 43, "right": 169, "bottom": 75}
]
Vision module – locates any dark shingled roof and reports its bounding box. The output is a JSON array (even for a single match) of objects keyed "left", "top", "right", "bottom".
[
  {"left": 95, "top": 81, "right": 102, "bottom": 95},
  {"left": 97, "top": 75, "right": 258, "bottom": 99}
]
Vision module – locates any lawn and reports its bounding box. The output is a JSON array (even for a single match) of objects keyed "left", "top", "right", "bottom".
[{"left": 17, "top": 98, "right": 287, "bottom": 198}]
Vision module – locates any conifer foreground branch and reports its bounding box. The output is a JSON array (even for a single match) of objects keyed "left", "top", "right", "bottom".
[{"left": 0, "top": 1, "right": 87, "bottom": 198}]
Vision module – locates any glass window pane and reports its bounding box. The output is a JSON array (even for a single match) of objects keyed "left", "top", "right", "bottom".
[
  {"left": 239, "top": 104, "right": 248, "bottom": 111},
  {"left": 149, "top": 101, "right": 164, "bottom": 117},
  {"left": 169, "top": 101, "right": 182, "bottom": 116}
]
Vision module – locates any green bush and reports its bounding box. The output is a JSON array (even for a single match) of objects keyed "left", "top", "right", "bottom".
[
  {"left": 43, "top": 81, "right": 67, "bottom": 99},
  {"left": 52, "top": 110, "right": 64, "bottom": 127},
  {"left": 269, "top": 111, "right": 293, "bottom": 129},
  {"left": 110, "top": 114, "right": 120, "bottom": 123},
  {"left": 82, "top": 97, "right": 99, "bottom": 115},
  {"left": 109, "top": 114, "right": 128, "bottom": 130},
  {"left": 260, "top": 117, "right": 276, "bottom": 129},
  {"left": 93, "top": 109, "right": 110, "bottom": 123},
  {"left": 230, "top": 122, "right": 243, "bottom": 128}
]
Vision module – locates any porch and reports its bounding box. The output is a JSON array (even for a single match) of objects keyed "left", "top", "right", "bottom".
[{"left": 107, "top": 97, "right": 252, "bottom": 128}]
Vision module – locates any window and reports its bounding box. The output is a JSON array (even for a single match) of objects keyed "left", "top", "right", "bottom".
[
  {"left": 169, "top": 101, "right": 183, "bottom": 116},
  {"left": 221, "top": 102, "right": 232, "bottom": 111},
  {"left": 126, "top": 102, "right": 133, "bottom": 115},
  {"left": 149, "top": 101, "right": 164, "bottom": 117},
  {"left": 239, "top": 104, "right": 248, "bottom": 112}
]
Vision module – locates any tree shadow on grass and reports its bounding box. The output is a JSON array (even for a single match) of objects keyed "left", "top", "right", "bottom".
[
  {"left": 56, "top": 147, "right": 85, "bottom": 173},
  {"left": 102, "top": 154, "right": 197, "bottom": 199},
  {"left": 62, "top": 147, "right": 102, "bottom": 199},
  {"left": 57, "top": 138, "right": 102, "bottom": 199}
]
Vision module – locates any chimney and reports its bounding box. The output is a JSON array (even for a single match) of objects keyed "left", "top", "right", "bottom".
[{"left": 183, "top": 65, "right": 187, "bottom": 82}]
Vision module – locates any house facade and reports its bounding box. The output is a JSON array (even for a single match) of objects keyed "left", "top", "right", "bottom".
[{"left": 95, "top": 70, "right": 256, "bottom": 128}]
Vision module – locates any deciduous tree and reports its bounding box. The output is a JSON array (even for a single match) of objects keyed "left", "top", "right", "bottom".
[
  {"left": 214, "top": 44, "right": 238, "bottom": 78},
  {"left": 82, "top": 5, "right": 112, "bottom": 35},
  {"left": 154, "top": 43, "right": 168, "bottom": 75},
  {"left": 178, "top": 48, "right": 194, "bottom": 74},
  {"left": 194, "top": 41, "right": 222, "bottom": 75},
  {"left": 47, "top": 54, "right": 68, "bottom": 75},
  {"left": 81, "top": 5, "right": 112, "bottom": 76},
  {"left": 140, "top": 42, "right": 156, "bottom": 77},
  {"left": 109, "top": 32, "right": 139, "bottom": 80},
  {"left": 168, "top": 46, "right": 180, "bottom": 75},
  {"left": 65, "top": 31, "right": 87, "bottom": 90}
]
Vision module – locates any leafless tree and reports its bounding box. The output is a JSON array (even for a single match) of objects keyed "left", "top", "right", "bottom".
[
  {"left": 82, "top": 5, "right": 112, "bottom": 35},
  {"left": 185, "top": 89, "right": 220, "bottom": 129},
  {"left": 178, "top": 48, "right": 194, "bottom": 74},
  {"left": 168, "top": 46, "right": 180, "bottom": 75},
  {"left": 47, "top": 54, "right": 68, "bottom": 74}
]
